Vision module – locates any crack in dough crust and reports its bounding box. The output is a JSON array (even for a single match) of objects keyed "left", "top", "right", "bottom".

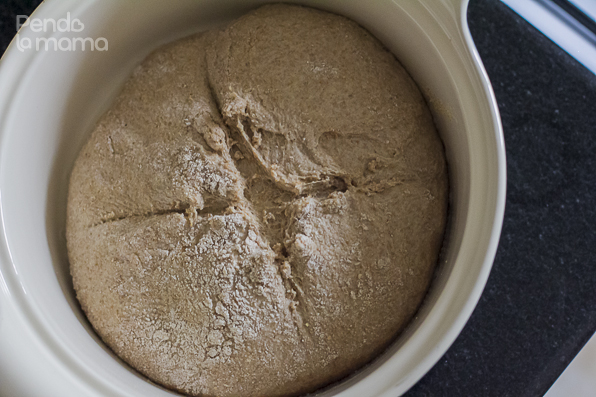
[{"left": 67, "top": 5, "right": 448, "bottom": 397}]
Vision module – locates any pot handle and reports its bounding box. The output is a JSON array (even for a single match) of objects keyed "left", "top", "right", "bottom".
[
  {"left": 445, "top": 0, "right": 469, "bottom": 30},
  {"left": 445, "top": 0, "right": 469, "bottom": 14},
  {"left": 438, "top": 0, "right": 472, "bottom": 44}
]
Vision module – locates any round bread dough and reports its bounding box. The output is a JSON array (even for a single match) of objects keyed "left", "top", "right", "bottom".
[{"left": 67, "top": 4, "right": 448, "bottom": 397}]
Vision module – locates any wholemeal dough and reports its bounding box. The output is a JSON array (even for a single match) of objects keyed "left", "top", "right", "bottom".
[{"left": 67, "top": 4, "right": 448, "bottom": 397}]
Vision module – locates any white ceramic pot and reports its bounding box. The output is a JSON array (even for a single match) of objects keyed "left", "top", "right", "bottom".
[{"left": 0, "top": 0, "right": 506, "bottom": 396}]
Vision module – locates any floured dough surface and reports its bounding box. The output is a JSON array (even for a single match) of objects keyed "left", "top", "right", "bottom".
[{"left": 67, "top": 5, "right": 448, "bottom": 397}]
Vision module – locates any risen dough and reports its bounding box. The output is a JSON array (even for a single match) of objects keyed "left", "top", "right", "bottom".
[{"left": 67, "top": 4, "right": 448, "bottom": 397}]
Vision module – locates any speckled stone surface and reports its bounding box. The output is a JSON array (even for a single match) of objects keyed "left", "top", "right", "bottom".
[
  {"left": 407, "top": 0, "right": 596, "bottom": 396},
  {"left": 1, "top": 1, "right": 595, "bottom": 396}
]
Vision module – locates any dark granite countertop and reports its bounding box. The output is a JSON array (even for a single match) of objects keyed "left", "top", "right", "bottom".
[
  {"left": 408, "top": 1, "right": 596, "bottom": 396},
  {"left": 1, "top": 0, "right": 595, "bottom": 396}
]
